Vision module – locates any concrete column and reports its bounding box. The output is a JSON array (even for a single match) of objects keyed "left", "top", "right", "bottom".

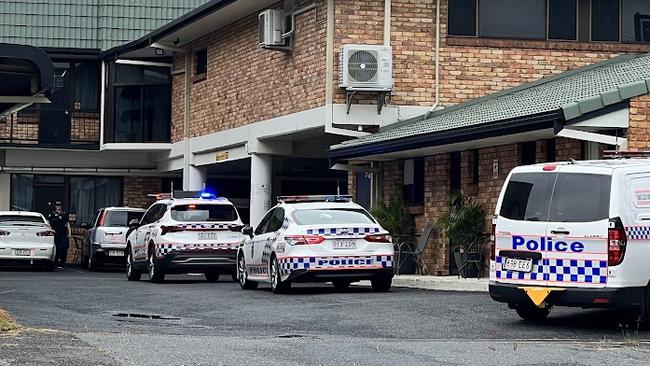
[
  {"left": 250, "top": 154, "right": 272, "bottom": 228},
  {"left": 0, "top": 174, "right": 9, "bottom": 211},
  {"left": 184, "top": 165, "right": 207, "bottom": 191}
]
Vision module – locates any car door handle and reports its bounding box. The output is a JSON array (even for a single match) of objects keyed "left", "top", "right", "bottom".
[{"left": 550, "top": 230, "right": 570, "bottom": 235}]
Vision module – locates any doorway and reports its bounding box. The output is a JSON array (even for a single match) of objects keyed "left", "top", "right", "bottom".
[
  {"left": 32, "top": 176, "right": 66, "bottom": 216},
  {"left": 39, "top": 63, "right": 71, "bottom": 145}
]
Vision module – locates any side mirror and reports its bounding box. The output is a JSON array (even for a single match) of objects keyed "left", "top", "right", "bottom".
[
  {"left": 242, "top": 225, "right": 254, "bottom": 238},
  {"left": 128, "top": 218, "right": 140, "bottom": 228}
]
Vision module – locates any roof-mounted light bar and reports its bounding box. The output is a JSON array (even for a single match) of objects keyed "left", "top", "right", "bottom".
[
  {"left": 604, "top": 150, "right": 650, "bottom": 159},
  {"left": 147, "top": 191, "right": 223, "bottom": 200},
  {"left": 277, "top": 195, "right": 354, "bottom": 203}
]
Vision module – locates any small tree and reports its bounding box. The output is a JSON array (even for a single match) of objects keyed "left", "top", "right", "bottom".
[
  {"left": 370, "top": 197, "right": 415, "bottom": 245},
  {"left": 435, "top": 193, "right": 486, "bottom": 253}
]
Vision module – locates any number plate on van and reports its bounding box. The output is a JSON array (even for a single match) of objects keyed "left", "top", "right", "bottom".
[
  {"left": 198, "top": 232, "right": 218, "bottom": 240},
  {"left": 503, "top": 258, "right": 533, "bottom": 273}
]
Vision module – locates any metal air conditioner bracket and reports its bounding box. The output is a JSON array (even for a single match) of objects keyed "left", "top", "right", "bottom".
[
  {"left": 346, "top": 90, "right": 357, "bottom": 115},
  {"left": 377, "top": 91, "right": 387, "bottom": 115},
  {"left": 346, "top": 90, "right": 390, "bottom": 115}
]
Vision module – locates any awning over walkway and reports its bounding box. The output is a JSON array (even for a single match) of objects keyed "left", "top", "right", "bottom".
[
  {"left": 0, "top": 43, "right": 54, "bottom": 118},
  {"left": 329, "top": 54, "right": 650, "bottom": 162}
]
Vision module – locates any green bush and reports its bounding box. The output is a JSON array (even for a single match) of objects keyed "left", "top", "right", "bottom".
[
  {"left": 434, "top": 193, "right": 486, "bottom": 252},
  {"left": 370, "top": 197, "right": 415, "bottom": 244}
]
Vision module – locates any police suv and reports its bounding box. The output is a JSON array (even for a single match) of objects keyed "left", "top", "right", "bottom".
[
  {"left": 490, "top": 157, "right": 650, "bottom": 322},
  {"left": 237, "top": 195, "right": 394, "bottom": 294},
  {"left": 125, "top": 191, "right": 246, "bottom": 283}
]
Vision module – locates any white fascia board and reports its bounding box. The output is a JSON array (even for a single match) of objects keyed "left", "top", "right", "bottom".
[
  {"left": 570, "top": 108, "right": 629, "bottom": 129},
  {"left": 157, "top": 156, "right": 185, "bottom": 172},
  {"left": 101, "top": 143, "right": 173, "bottom": 152},
  {"left": 4, "top": 149, "right": 156, "bottom": 169},
  {"left": 557, "top": 128, "right": 627, "bottom": 147}
]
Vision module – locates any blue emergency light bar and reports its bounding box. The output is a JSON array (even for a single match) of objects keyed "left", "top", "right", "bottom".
[
  {"left": 148, "top": 191, "right": 222, "bottom": 200},
  {"left": 277, "top": 195, "right": 353, "bottom": 203}
]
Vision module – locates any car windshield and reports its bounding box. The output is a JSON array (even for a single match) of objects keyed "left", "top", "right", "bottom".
[
  {"left": 171, "top": 204, "right": 238, "bottom": 222},
  {"left": 0, "top": 215, "right": 46, "bottom": 225},
  {"left": 293, "top": 208, "right": 376, "bottom": 225},
  {"left": 104, "top": 211, "right": 144, "bottom": 227}
]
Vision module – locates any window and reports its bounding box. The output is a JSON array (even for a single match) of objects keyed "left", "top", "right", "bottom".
[
  {"left": 545, "top": 139, "right": 556, "bottom": 162},
  {"left": 255, "top": 209, "right": 276, "bottom": 235},
  {"left": 69, "top": 177, "right": 122, "bottom": 226},
  {"left": 0, "top": 215, "right": 46, "bottom": 225},
  {"left": 171, "top": 204, "right": 238, "bottom": 222},
  {"left": 448, "top": 0, "right": 477, "bottom": 36},
  {"left": 521, "top": 142, "right": 537, "bottom": 165},
  {"left": 141, "top": 204, "right": 166, "bottom": 226},
  {"left": 479, "top": 0, "right": 546, "bottom": 39},
  {"left": 10, "top": 174, "right": 33, "bottom": 211},
  {"left": 548, "top": 174, "right": 611, "bottom": 222},
  {"left": 195, "top": 48, "right": 208, "bottom": 76},
  {"left": 265, "top": 208, "right": 285, "bottom": 233},
  {"left": 450, "top": 152, "right": 462, "bottom": 194},
  {"left": 403, "top": 158, "right": 424, "bottom": 206},
  {"left": 548, "top": 0, "right": 577, "bottom": 40},
  {"left": 592, "top": 0, "right": 620, "bottom": 41},
  {"left": 72, "top": 62, "right": 99, "bottom": 111},
  {"left": 471, "top": 149, "right": 479, "bottom": 184},
  {"left": 500, "top": 173, "right": 556, "bottom": 221},
  {"left": 622, "top": 0, "right": 650, "bottom": 43},
  {"left": 104, "top": 211, "right": 145, "bottom": 227},
  {"left": 293, "top": 209, "right": 375, "bottom": 225}
]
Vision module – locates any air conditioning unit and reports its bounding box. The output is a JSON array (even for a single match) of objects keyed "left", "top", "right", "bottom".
[
  {"left": 339, "top": 45, "right": 393, "bottom": 91},
  {"left": 258, "top": 9, "right": 285, "bottom": 48}
]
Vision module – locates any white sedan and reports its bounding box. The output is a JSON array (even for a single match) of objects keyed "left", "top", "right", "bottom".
[
  {"left": 237, "top": 195, "right": 394, "bottom": 294},
  {"left": 0, "top": 211, "right": 56, "bottom": 270}
]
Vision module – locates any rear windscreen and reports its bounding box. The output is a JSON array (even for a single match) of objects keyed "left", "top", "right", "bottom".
[
  {"left": 500, "top": 172, "right": 611, "bottom": 222},
  {"left": 171, "top": 204, "right": 238, "bottom": 222},
  {"left": 0, "top": 215, "right": 46, "bottom": 225},
  {"left": 293, "top": 209, "right": 376, "bottom": 225},
  {"left": 105, "top": 211, "right": 144, "bottom": 227}
]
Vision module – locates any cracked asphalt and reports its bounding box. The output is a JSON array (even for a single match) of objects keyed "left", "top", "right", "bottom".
[{"left": 1, "top": 268, "right": 650, "bottom": 365}]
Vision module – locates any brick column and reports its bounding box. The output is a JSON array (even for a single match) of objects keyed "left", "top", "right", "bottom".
[{"left": 629, "top": 93, "right": 650, "bottom": 150}]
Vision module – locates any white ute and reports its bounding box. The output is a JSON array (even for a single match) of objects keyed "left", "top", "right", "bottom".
[
  {"left": 237, "top": 195, "right": 394, "bottom": 294},
  {"left": 0, "top": 211, "right": 56, "bottom": 271},
  {"left": 490, "top": 155, "right": 650, "bottom": 323}
]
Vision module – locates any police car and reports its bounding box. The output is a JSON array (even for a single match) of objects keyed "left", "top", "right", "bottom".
[
  {"left": 236, "top": 195, "right": 394, "bottom": 294},
  {"left": 125, "top": 191, "right": 246, "bottom": 283},
  {"left": 490, "top": 155, "right": 650, "bottom": 323}
]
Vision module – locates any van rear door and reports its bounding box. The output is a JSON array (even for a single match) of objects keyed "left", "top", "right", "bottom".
[
  {"left": 494, "top": 167, "right": 556, "bottom": 287},
  {"left": 545, "top": 165, "right": 611, "bottom": 289}
]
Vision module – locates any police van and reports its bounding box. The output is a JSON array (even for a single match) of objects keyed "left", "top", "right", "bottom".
[{"left": 490, "top": 155, "right": 650, "bottom": 322}]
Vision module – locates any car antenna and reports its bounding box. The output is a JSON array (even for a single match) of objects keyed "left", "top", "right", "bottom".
[{"left": 569, "top": 158, "right": 576, "bottom": 164}]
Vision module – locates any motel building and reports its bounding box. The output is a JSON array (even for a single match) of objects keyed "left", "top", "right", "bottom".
[{"left": 3, "top": 0, "right": 650, "bottom": 274}]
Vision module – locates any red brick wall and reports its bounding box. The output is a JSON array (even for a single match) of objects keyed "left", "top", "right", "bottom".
[
  {"left": 0, "top": 110, "right": 99, "bottom": 145},
  {"left": 123, "top": 177, "right": 162, "bottom": 209},
  {"left": 629, "top": 94, "right": 650, "bottom": 150}
]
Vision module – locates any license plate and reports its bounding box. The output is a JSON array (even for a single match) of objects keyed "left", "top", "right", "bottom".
[
  {"left": 108, "top": 250, "right": 124, "bottom": 257},
  {"left": 332, "top": 240, "right": 356, "bottom": 249},
  {"left": 198, "top": 232, "right": 219, "bottom": 240},
  {"left": 503, "top": 258, "right": 533, "bottom": 273},
  {"left": 14, "top": 249, "right": 31, "bottom": 256}
]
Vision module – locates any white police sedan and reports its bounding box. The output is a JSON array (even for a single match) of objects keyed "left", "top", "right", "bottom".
[{"left": 237, "top": 195, "right": 394, "bottom": 294}]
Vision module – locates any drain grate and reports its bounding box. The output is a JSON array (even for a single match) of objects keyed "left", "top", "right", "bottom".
[{"left": 112, "top": 312, "right": 181, "bottom": 320}]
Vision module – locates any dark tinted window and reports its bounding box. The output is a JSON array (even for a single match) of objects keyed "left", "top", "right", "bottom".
[
  {"left": 622, "top": 0, "right": 650, "bottom": 43},
  {"left": 500, "top": 173, "right": 556, "bottom": 221},
  {"left": 293, "top": 209, "right": 375, "bottom": 225},
  {"left": 104, "top": 211, "right": 144, "bottom": 227},
  {"left": 0, "top": 215, "right": 46, "bottom": 225},
  {"left": 72, "top": 62, "right": 99, "bottom": 111},
  {"left": 171, "top": 204, "right": 238, "bottom": 222},
  {"left": 141, "top": 204, "right": 165, "bottom": 225},
  {"left": 479, "top": 0, "right": 546, "bottom": 39},
  {"left": 548, "top": 0, "right": 577, "bottom": 40},
  {"left": 265, "top": 208, "right": 285, "bottom": 233},
  {"left": 521, "top": 141, "right": 537, "bottom": 165},
  {"left": 548, "top": 174, "right": 611, "bottom": 222},
  {"left": 255, "top": 209, "right": 275, "bottom": 235},
  {"left": 403, "top": 158, "right": 424, "bottom": 206},
  {"left": 448, "top": 0, "right": 477, "bottom": 36},
  {"left": 195, "top": 48, "right": 208, "bottom": 75},
  {"left": 592, "top": 0, "right": 620, "bottom": 41}
]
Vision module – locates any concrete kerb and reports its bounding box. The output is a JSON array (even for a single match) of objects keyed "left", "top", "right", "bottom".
[{"left": 355, "top": 275, "right": 489, "bottom": 292}]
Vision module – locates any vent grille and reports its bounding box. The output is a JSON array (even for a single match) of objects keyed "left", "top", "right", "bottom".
[{"left": 347, "top": 50, "right": 378, "bottom": 83}]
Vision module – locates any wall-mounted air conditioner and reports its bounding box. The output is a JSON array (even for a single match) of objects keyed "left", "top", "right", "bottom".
[
  {"left": 339, "top": 45, "right": 393, "bottom": 91},
  {"left": 258, "top": 9, "right": 285, "bottom": 48}
]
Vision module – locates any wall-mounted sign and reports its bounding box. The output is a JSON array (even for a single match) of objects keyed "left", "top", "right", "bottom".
[{"left": 492, "top": 159, "right": 499, "bottom": 179}]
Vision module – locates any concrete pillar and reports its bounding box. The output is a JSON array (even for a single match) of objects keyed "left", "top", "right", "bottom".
[
  {"left": 184, "top": 165, "right": 207, "bottom": 191},
  {"left": 0, "top": 173, "right": 9, "bottom": 211},
  {"left": 250, "top": 154, "right": 272, "bottom": 228}
]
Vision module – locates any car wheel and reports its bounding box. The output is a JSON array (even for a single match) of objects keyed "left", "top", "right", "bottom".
[
  {"left": 515, "top": 304, "right": 551, "bottom": 321},
  {"left": 148, "top": 248, "right": 165, "bottom": 283},
  {"left": 88, "top": 250, "right": 100, "bottom": 272},
  {"left": 371, "top": 276, "right": 392, "bottom": 292},
  {"left": 42, "top": 260, "right": 55, "bottom": 272},
  {"left": 205, "top": 272, "right": 220, "bottom": 283},
  {"left": 270, "top": 257, "right": 290, "bottom": 294},
  {"left": 332, "top": 280, "right": 351, "bottom": 291},
  {"left": 80, "top": 244, "right": 89, "bottom": 269},
  {"left": 237, "top": 254, "right": 258, "bottom": 290},
  {"left": 640, "top": 285, "right": 650, "bottom": 329},
  {"left": 126, "top": 249, "right": 141, "bottom": 281}
]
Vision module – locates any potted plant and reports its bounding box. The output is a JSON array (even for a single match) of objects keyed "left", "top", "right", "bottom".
[
  {"left": 435, "top": 193, "right": 486, "bottom": 278},
  {"left": 370, "top": 197, "right": 416, "bottom": 273}
]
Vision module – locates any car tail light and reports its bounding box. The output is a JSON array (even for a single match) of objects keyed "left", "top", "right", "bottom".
[
  {"left": 229, "top": 224, "right": 244, "bottom": 232},
  {"left": 284, "top": 235, "right": 325, "bottom": 246},
  {"left": 97, "top": 210, "right": 107, "bottom": 227},
  {"left": 0, "top": 230, "right": 9, "bottom": 236},
  {"left": 36, "top": 230, "right": 55, "bottom": 237},
  {"left": 490, "top": 223, "right": 496, "bottom": 260},
  {"left": 608, "top": 224, "right": 627, "bottom": 266},
  {"left": 160, "top": 225, "right": 185, "bottom": 235},
  {"left": 365, "top": 234, "right": 390, "bottom": 243}
]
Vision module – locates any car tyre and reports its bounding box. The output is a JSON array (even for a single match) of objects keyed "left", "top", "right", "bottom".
[
  {"left": 237, "top": 254, "right": 258, "bottom": 290},
  {"left": 88, "top": 250, "right": 100, "bottom": 272},
  {"left": 332, "top": 280, "right": 351, "bottom": 290},
  {"left": 148, "top": 248, "right": 165, "bottom": 283},
  {"left": 270, "top": 256, "right": 290, "bottom": 294},
  {"left": 371, "top": 276, "right": 392, "bottom": 292},
  {"left": 641, "top": 284, "right": 650, "bottom": 329},
  {"left": 80, "top": 244, "right": 89, "bottom": 269},
  {"left": 42, "top": 260, "right": 55, "bottom": 272},
  {"left": 126, "top": 248, "right": 141, "bottom": 281},
  {"left": 515, "top": 304, "right": 551, "bottom": 321},
  {"left": 205, "top": 272, "right": 220, "bottom": 283}
]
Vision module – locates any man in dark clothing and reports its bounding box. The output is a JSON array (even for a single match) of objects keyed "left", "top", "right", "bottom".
[{"left": 48, "top": 201, "right": 71, "bottom": 269}]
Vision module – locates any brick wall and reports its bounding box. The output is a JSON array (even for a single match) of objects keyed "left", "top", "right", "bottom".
[
  {"left": 123, "top": 177, "right": 162, "bottom": 209},
  {"left": 171, "top": 0, "right": 328, "bottom": 143},
  {"left": 0, "top": 110, "right": 99, "bottom": 145},
  {"left": 628, "top": 93, "right": 650, "bottom": 150},
  {"left": 70, "top": 112, "right": 100, "bottom": 143}
]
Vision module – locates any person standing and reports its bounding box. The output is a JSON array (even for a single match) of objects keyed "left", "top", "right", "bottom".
[{"left": 48, "top": 201, "right": 71, "bottom": 269}]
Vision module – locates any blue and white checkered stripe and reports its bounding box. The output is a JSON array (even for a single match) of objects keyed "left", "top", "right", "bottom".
[
  {"left": 279, "top": 255, "right": 393, "bottom": 274},
  {"left": 495, "top": 256, "right": 607, "bottom": 284},
  {"left": 156, "top": 242, "right": 239, "bottom": 256},
  {"left": 305, "top": 227, "right": 381, "bottom": 236},
  {"left": 626, "top": 226, "right": 650, "bottom": 240},
  {"left": 181, "top": 223, "right": 232, "bottom": 230}
]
